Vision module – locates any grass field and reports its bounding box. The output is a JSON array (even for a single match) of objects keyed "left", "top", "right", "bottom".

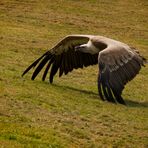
[{"left": 0, "top": 0, "right": 148, "bottom": 147}]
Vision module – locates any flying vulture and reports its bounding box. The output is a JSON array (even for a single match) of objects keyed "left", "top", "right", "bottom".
[{"left": 22, "top": 35, "right": 146, "bottom": 105}]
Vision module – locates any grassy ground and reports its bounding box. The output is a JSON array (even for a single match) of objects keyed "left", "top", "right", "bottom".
[{"left": 0, "top": 0, "right": 148, "bottom": 147}]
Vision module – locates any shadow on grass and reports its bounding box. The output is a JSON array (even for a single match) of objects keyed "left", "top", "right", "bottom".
[
  {"left": 51, "top": 83, "right": 148, "bottom": 108},
  {"left": 52, "top": 83, "right": 99, "bottom": 99},
  {"left": 125, "top": 99, "right": 148, "bottom": 108}
]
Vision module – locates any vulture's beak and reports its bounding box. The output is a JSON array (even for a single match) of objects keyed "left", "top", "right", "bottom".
[
  {"left": 75, "top": 45, "right": 81, "bottom": 51},
  {"left": 75, "top": 45, "right": 86, "bottom": 52}
]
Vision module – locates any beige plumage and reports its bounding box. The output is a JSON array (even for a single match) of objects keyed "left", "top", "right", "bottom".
[{"left": 22, "top": 35, "right": 146, "bottom": 104}]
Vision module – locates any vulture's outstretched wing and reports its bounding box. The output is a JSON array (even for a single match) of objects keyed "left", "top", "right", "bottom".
[
  {"left": 98, "top": 46, "right": 146, "bottom": 104},
  {"left": 22, "top": 35, "right": 98, "bottom": 83}
]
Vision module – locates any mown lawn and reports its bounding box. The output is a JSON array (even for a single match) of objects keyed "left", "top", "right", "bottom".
[{"left": 0, "top": 0, "right": 148, "bottom": 147}]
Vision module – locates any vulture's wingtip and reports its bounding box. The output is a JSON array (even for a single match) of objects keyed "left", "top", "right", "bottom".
[{"left": 22, "top": 71, "right": 27, "bottom": 77}]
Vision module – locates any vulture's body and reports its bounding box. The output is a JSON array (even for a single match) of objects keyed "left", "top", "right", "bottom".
[{"left": 22, "top": 35, "right": 146, "bottom": 104}]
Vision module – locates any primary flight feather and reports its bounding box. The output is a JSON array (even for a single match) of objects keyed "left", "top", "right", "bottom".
[{"left": 22, "top": 35, "right": 146, "bottom": 105}]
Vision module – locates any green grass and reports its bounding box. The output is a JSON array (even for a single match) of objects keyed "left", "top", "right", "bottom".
[{"left": 0, "top": 0, "right": 148, "bottom": 147}]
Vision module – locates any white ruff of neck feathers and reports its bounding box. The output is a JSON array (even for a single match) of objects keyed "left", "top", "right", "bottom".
[{"left": 86, "top": 40, "right": 99, "bottom": 54}]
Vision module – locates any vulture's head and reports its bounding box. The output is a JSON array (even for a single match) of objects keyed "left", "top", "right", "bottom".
[{"left": 75, "top": 40, "right": 99, "bottom": 54}]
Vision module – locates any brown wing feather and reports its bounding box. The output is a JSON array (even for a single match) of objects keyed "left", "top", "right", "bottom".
[
  {"left": 22, "top": 35, "right": 98, "bottom": 82},
  {"left": 98, "top": 46, "right": 145, "bottom": 104}
]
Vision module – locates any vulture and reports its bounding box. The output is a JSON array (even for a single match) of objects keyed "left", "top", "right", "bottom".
[{"left": 22, "top": 35, "right": 146, "bottom": 105}]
